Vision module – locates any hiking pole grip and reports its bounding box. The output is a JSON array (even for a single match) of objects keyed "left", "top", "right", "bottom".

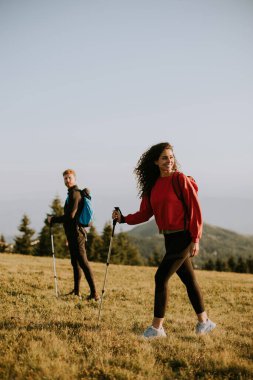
[
  {"left": 113, "top": 206, "right": 122, "bottom": 224},
  {"left": 112, "top": 207, "right": 121, "bottom": 237}
]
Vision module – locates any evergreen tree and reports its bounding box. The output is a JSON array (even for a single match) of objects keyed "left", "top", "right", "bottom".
[
  {"left": 203, "top": 259, "right": 215, "bottom": 271},
  {"left": 36, "top": 196, "right": 68, "bottom": 257},
  {"left": 246, "top": 256, "right": 253, "bottom": 274},
  {"left": 227, "top": 256, "right": 236, "bottom": 272},
  {"left": 14, "top": 214, "right": 35, "bottom": 255},
  {"left": 215, "top": 258, "right": 226, "bottom": 272},
  {"left": 0, "top": 234, "right": 7, "bottom": 253},
  {"left": 98, "top": 223, "right": 143, "bottom": 265},
  {"left": 148, "top": 250, "right": 162, "bottom": 267},
  {"left": 235, "top": 256, "right": 247, "bottom": 273},
  {"left": 113, "top": 232, "right": 143, "bottom": 265},
  {"left": 86, "top": 225, "right": 103, "bottom": 262},
  {"left": 100, "top": 222, "right": 115, "bottom": 262}
]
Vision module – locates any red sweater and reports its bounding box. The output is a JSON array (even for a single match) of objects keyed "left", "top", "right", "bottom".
[{"left": 125, "top": 173, "right": 203, "bottom": 243}]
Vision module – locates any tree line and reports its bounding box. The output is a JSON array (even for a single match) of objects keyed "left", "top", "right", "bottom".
[
  {"left": 0, "top": 196, "right": 143, "bottom": 266},
  {"left": 203, "top": 256, "right": 253, "bottom": 274},
  {"left": 1, "top": 195, "right": 252, "bottom": 273}
]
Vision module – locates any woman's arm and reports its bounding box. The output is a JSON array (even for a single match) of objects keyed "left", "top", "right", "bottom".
[
  {"left": 179, "top": 173, "right": 203, "bottom": 243},
  {"left": 112, "top": 195, "right": 153, "bottom": 225}
]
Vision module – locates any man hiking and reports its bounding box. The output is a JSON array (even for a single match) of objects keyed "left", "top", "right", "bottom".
[{"left": 47, "top": 169, "right": 99, "bottom": 301}]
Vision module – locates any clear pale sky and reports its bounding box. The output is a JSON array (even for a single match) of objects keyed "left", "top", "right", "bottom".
[{"left": 1, "top": 0, "right": 253, "bottom": 236}]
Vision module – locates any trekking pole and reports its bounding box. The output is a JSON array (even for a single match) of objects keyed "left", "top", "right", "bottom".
[
  {"left": 97, "top": 207, "right": 120, "bottom": 325},
  {"left": 50, "top": 225, "right": 58, "bottom": 298}
]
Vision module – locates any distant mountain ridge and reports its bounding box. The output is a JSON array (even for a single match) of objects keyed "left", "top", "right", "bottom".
[
  {"left": 127, "top": 219, "right": 253, "bottom": 239},
  {"left": 0, "top": 196, "right": 253, "bottom": 237},
  {"left": 126, "top": 219, "right": 253, "bottom": 267}
]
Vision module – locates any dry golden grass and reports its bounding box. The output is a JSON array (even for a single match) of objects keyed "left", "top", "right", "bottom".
[{"left": 0, "top": 253, "right": 252, "bottom": 380}]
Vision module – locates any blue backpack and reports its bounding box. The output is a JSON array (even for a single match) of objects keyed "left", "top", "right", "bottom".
[
  {"left": 79, "top": 188, "right": 94, "bottom": 227},
  {"left": 66, "top": 188, "right": 94, "bottom": 227}
]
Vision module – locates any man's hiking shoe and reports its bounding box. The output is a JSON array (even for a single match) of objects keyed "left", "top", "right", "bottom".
[
  {"left": 65, "top": 289, "right": 75, "bottom": 295},
  {"left": 195, "top": 319, "right": 216, "bottom": 335},
  {"left": 86, "top": 293, "right": 100, "bottom": 302},
  {"left": 66, "top": 290, "right": 82, "bottom": 299},
  {"left": 143, "top": 326, "right": 167, "bottom": 339}
]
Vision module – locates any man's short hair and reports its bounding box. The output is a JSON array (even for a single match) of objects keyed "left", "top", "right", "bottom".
[{"left": 62, "top": 169, "right": 76, "bottom": 177}]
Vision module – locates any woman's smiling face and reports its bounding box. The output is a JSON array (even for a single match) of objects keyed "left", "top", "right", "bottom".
[{"left": 155, "top": 148, "right": 175, "bottom": 177}]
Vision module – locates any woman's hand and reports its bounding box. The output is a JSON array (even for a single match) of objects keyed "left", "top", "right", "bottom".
[
  {"left": 189, "top": 242, "right": 199, "bottom": 257},
  {"left": 112, "top": 209, "right": 121, "bottom": 223}
]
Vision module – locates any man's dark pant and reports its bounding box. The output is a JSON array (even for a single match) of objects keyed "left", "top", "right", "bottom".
[{"left": 66, "top": 225, "right": 96, "bottom": 295}]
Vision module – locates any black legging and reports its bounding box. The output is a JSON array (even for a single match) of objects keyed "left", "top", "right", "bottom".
[
  {"left": 154, "top": 231, "right": 205, "bottom": 318},
  {"left": 66, "top": 226, "right": 96, "bottom": 295}
]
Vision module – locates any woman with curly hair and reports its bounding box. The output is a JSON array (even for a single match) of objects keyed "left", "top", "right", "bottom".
[{"left": 112, "top": 142, "right": 216, "bottom": 338}]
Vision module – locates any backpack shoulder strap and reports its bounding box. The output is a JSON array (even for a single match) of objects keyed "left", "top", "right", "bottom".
[
  {"left": 172, "top": 172, "right": 189, "bottom": 230},
  {"left": 171, "top": 172, "right": 182, "bottom": 201}
]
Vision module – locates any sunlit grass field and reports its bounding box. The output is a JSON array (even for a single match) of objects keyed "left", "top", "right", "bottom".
[{"left": 0, "top": 253, "right": 252, "bottom": 380}]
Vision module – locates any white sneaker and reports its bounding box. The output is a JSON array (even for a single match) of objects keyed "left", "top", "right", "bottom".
[
  {"left": 143, "top": 325, "right": 167, "bottom": 338},
  {"left": 195, "top": 319, "right": 216, "bottom": 335}
]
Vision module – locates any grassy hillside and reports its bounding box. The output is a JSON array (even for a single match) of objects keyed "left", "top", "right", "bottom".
[
  {"left": 127, "top": 220, "right": 253, "bottom": 267},
  {"left": 0, "top": 253, "right": 252, "bottom": 379}
]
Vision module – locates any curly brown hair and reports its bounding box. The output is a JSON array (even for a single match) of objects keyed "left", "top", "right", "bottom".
[{"left": 134, "top": 142, "right": 179, "bottom": 197}]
